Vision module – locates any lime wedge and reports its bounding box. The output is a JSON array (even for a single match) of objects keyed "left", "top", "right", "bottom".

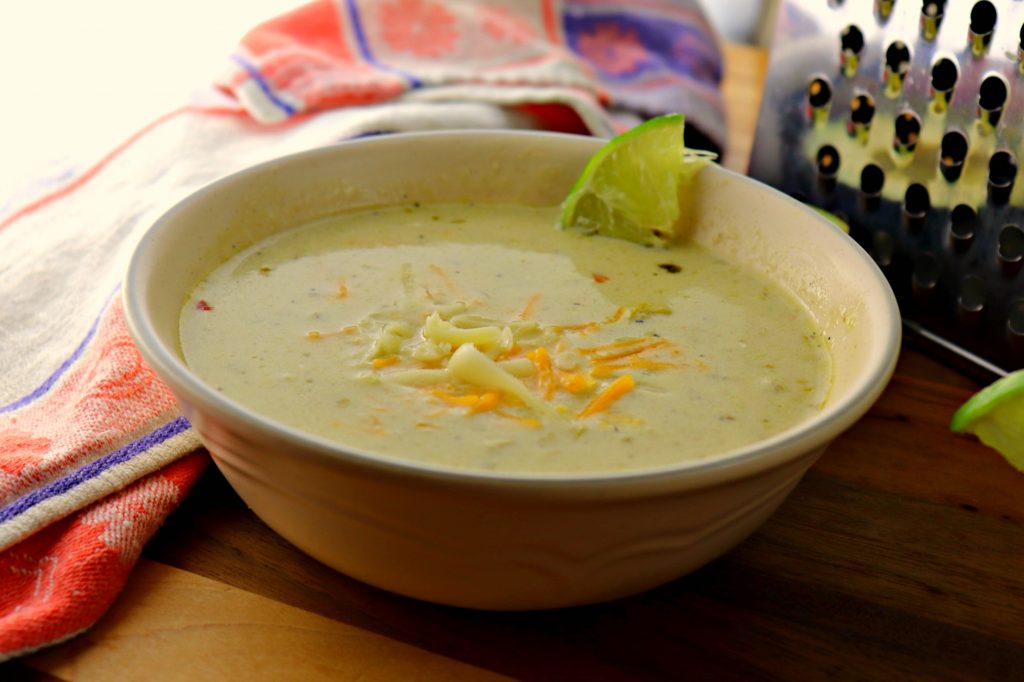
[
  {"left": 812, "top": 207, "right": 850, "bottom": 234},
  {"left": 950, "top": 369, "right": 1024, "bottom": 471},
  {"left": 560, "top": 114, "right": 716, "bottom": 247}
]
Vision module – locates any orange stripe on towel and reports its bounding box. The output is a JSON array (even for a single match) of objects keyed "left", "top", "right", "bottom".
[{"left": 0, "top": 105, "right": 245, "bottom": 234}]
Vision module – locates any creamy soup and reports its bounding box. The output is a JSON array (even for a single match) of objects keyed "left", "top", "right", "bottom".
[{"left": 179, "top": 203, "right": 832, "bottom": 474}]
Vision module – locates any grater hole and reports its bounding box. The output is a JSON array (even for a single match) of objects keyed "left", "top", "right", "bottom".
[
  {"left": 840, "top": 25, "right": 865, "bottom": 77},
  {"left": 816, "top": 145, "right": 840, "bottom": 192},
  {"left": 893, "top": 111, "right": 922, "bottom": 154},
  {"left": 998, "top": 225, "right": 1024, "bottom": 276},
  {"left": 941, "top": 130, "right": 968, "bottom": 159},
  {"left": 989, "top": 150, "right": 1016, "bottom": 182},
  {"left": 1018, "top": 31, "right": 1023, "bottom": 72},
  {"left": 848, "top": 94, "right": 875, "bottom": 140},
  {"left": 885, "top": 41, "right": 912, "bottom": 96},
  {"left": 886, "top": 41, "right": 911, "bottom": 71},
  {"left": 939, "top": 130, "right": 968, "bottom": 181},
  {"left": 970, "top": 1, "right": 997, "bottom": 35},
  {"left": 921, "top": 1, "right": 945, "bottom": 40},
  {"left": 860, "top": 164, "right": 884, "bottom": 194},
  {"left": 872, "top": 231, "right": 894, "bottom": 268},
  {"left": 957, "top": 275, "right": 986, "bottom": 324},
  {"left": 988, "top": 150, "right": 1017, "bottom": 204},
  {"left": 860, "top": 164, "right": 884, "bottom": 211},
  {"left": 912, "top": 253, "right": 941, "bottom": 303},
  {"left": 922, "top": 0, "right": 944, "bottom": 18},
  {"left": 931, "top": 57, "right": 958, "bottom": 92},
  {"left": 807, "top": 76, "right": 832, "bottom": 125},
  {"left": 885, "top": 42, "right": 912, "bottom": 93},
  {"left": 876, "top": 0, "right": 894, "bottom": 21},
  {"left": 904, "top": 183, "right": 930, "bottom": 231},
  {"left": 979, "top": 74, "right": 1008, "bottom": 108},
  {"left": 807, "top": 77, "right": 832, "bottom": 108},
  {"left": 816, "top": 145, "right": 840, "bottom": 176},
  {"left": 850, "top": 94, "right": 875, "bottom": 124},
  {"left": 1008, "top": 299, "right": 1024, "bottom": 346},
  {"left": 841, "top": 25, "right": 865, "bottom": 55},
  {"left": 905, "top": 184, "right": 930, "bottom": 214},
  {"left": 950, "top": 204, "right": 977, "bottom": 251}
]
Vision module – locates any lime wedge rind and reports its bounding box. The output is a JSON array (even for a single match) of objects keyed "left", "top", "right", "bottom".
[
  {"left": 559, "top": 114, "right": 716, "bottom": 248},
  {"left": 812, "top": 207, "right": 850, "bottom": 234},
  {"left": 950, "top": 369, "right": 1024, "bottom": 471}
]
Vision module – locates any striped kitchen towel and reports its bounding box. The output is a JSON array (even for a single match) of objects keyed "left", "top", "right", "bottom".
[
  {"left": 0, "top": 0, "right": 723, "bottom": 660},
  {"left": 221, "top": 0, "right": 726, "bottom": 147}
]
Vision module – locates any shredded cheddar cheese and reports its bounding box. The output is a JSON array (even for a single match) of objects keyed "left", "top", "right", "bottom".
[
  {"left": 431, "top": 390, "right": 487, "bottom": 408},
  {"left": 578, "top": 375, "right": 636, "bottom": 418},
  {"left": 526, "top": 347, "right": 556, "bottom": 400},
  {"left": 429, "top": 264, "right": 463, "bottom": 296},
  {"left": 589, "top": 340, "right": 671, "bottom": 364},
  {"left": 469, "top": 391, "right": 501, "bottom": 414},
  {"left": 518, "top": 293, "right": 542, "bottom": 320},
  {"left": 591, "top": 359, "right": 678, "bottom": 378},
  {"left": 308, "top": 266, "right": 686, "bottom": 426},
  {"left": 352, "top": 295, "right": 681, "bottom": 423},
  {"left": 578, "top": 338, "right": 646, "bottom": 354},
  {"left": 556, "top": 371, "right": 596, "bottom": 393},
  {"left": 494, "top": 410, "right": 541, "bottom": 428},
  {"left": 553, "top": 306, "right": 627, "bottom": 334}
]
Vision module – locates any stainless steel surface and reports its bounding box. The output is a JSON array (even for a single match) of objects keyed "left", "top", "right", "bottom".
[{"left": 750, "top": 0, "right": 1024, "bottom": 373}]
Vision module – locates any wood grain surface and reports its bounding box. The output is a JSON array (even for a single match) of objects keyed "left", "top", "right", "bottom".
[{"left": 7, "top": 42, "right": 1024, "bottom": 682}]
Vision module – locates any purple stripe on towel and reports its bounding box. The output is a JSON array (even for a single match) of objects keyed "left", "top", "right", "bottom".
[
  {"left": 0, "top": 285, "right": 120, "bottom": 414},
  {"left": 0, "top": 416, "right": 191, "bottom": 524},
  {"left": 345, "top": 0, "right": 422, "bottom": 88},
  {"left": 230, "top": 53, "right": 298, "bottom": 116}
]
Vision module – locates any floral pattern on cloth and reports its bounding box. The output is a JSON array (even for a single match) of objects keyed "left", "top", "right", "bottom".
[
  {"left": 562, "top": 1, "right": 725, "bottom": 130},
  {"left": 379, "top": 0, "right": 461, "bottom": 58},
  {"left": 221, "top": 0, "right": 726, "bottom": 145}
]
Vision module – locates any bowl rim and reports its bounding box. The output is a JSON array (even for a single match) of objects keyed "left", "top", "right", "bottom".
[{"left": 124, "top": 129, "right": 901, "bottom": 493}]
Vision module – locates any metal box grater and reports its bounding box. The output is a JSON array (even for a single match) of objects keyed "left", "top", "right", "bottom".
[{"left": 749, "top": 0, "right": 1024, "bottom": 379}]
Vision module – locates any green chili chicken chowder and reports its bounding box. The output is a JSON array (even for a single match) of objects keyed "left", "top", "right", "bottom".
[{"left": 179, "top": 203, "right": 833, "bottom": 474}]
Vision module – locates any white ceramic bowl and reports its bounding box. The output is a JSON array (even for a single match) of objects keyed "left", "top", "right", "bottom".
[{"left": 125, "top": 131, "right": 900, "bottom": 610}]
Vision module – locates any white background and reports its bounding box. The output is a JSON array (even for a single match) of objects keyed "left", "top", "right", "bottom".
[{"left": 0, "top": 0, "right": 299, "bottom": 193}]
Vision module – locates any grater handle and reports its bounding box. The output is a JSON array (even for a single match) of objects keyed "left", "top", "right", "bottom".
[{"left": 902, "top": 319, "right": 1009, "bottom": 384}]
